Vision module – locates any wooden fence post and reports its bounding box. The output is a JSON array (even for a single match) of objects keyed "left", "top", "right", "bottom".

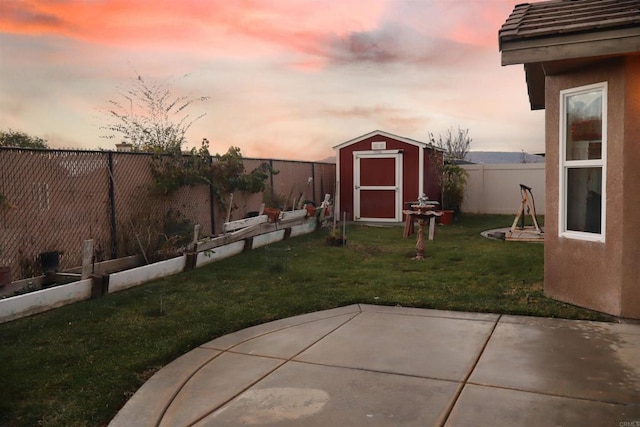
[{"left": 81, "top": 239, "right": 94, "bottom": 279}]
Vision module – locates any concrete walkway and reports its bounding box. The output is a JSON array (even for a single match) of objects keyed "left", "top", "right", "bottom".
[{"left": 109, "top": 304, "right": 640, "bottom": 426}]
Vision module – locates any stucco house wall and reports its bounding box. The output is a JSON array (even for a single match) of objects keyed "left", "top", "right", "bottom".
[
  {"left": 621, "top": 56, "right": 640, "bottom": 318},
  {"left": 544, "top": 57, "right": 640, "bottom": 318}
]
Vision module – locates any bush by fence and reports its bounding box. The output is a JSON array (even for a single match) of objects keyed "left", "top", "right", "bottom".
[{"left": 0, "top": 148, "right": 335, "bottom": 281}]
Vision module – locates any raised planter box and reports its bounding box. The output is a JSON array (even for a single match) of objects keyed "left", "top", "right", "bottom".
[
  {"left": 0, "top": 279, "right": 92, "bottom": 324},
  {"left": 196, "top": 240, "right": 245, "bottom": 268},
  {"left": 108, "top": 256, "right": 186, "bottom": 294},
  {"left": 0, "top": 216, "right": 319, "bottom": 324},
  {"left": 252, "top": 230, "right": 286, "bottom": 249}
]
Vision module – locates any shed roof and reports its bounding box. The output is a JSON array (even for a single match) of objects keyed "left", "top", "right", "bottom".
[
  {"left": 499, "top": 0, "right": 640, "bottom": 109},
  {"left": 333, "top": 130, "right": 441, "bottom": 151}
]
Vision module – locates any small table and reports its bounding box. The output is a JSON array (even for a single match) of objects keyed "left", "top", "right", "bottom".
[{"left": 403, "top": 206, "right": 442, "bottom": 260}]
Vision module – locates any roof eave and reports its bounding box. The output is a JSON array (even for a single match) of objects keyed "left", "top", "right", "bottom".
[
  {"left": 500, "top": 27, "right": 640, "bottom": 66},
  {"left": 500, "top": 26, "right": 640, "bottom": 110},
  {"left": 524, "top": 63, "right": 546, "bottom": 111}
]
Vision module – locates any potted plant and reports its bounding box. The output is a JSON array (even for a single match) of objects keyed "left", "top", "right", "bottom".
[
  {"left": 427, "top": 127, "right": 471, "bottom": 225},
  {"left": 439, "top": 161, "right": 468, "bottom": 225}
]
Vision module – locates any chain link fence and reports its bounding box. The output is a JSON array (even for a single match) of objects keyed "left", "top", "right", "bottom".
[{"left": 0, "top": 148, "right": 335, "bottom": 281}]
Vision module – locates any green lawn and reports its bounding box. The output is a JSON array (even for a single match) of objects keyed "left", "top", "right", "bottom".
[{"left": 0, "top": 214, "right": 612, "bottom": 426}]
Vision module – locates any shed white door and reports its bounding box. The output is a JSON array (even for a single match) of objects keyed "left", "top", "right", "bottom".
[{"left": 354, "top": 151, "right": 402, "bottom": 222}]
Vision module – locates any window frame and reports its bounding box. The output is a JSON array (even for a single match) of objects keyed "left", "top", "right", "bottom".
[{"left": 558, "top": 82, "right": 607, "bottom": 242}]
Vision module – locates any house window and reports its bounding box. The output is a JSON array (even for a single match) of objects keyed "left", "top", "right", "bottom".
[{"left": 559, "top": 82, "right": 607, "bottom": 241}]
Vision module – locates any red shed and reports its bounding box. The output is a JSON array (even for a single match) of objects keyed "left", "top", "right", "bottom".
[{"left": 333, "top": 130, "right": 442, "bottom": 222}]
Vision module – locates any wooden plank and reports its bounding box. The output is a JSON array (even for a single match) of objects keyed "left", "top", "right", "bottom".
[
  {"left": 191, "top": 224, "right": 200, "bottom": 251},
  {"left": 65, "top": 255, "right": 142, "bottom": 275},
  {"left": 197, "top": 226, "right": 269, "bottom": 252},
  {"left": 196, "top": 216, "right": 313, "bottom": 252},
  {"left": 280, "top": 209, "right": 307, "bottom": 222},
  {"left": 226, "top": 193, "right": 233, "bottom": 223},
  {"left": 224, "top": 223, "right": 263, "bottom": 240},
  {"left": 276, "top": 216, "right": 309, "bottom": 229},
  {"left": 81, "top": 239, "right": 94, "bottom": 279},
  {"left": 428, "top": 217, "right": 436, "bottom": 241},
  {"left": 506, "top": 229, "right": 544, "bottom": 242},
  {"left": 506, "top": 236, "right": 544, "bottom": 243},
  {"left": 223, "top": 215, "right": 268, "bottom": 233},
  {"left": 57, "top": 273, "right": 82, "bottom": 278}
]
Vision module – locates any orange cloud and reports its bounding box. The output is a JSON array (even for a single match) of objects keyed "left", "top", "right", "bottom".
[
  {"left": 320, "top": 105, "right": 429, "bottom": 133},
  {"left": 1, "top": 0, "right": 223, "bottom": 46},
  {"left": 441, "top": 0, "right": 549, "bottom": 48},
  {"left": 0, "top": 0, "right": 386, "bottom": 57},
  {"left": 3, "top": 0, "right": 518, "bottom": 72}
]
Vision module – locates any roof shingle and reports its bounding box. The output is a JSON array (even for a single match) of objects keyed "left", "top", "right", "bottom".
[{"left": 499, "top": 0, "right": 640, "bottom": 45}]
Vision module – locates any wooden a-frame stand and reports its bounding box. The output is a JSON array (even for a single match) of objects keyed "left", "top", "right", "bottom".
[{"left": 506, "top": 184, "right": 544, "bottom": 242}]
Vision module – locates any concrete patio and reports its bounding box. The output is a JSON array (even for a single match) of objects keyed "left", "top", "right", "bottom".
[{"left": 109, "top": 304, "right": 640, "bottom": 426}]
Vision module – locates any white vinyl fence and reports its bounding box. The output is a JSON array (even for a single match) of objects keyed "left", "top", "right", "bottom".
[{"left": 461, "top": 163, "right": 545, "bottom": 215}]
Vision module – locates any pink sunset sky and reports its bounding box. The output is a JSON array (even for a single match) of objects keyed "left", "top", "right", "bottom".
[{"left": 0, "top": 0, "right": 545, "bottom": 161}]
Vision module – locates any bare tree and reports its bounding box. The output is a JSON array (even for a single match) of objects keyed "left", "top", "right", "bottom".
[
  {"left": 427, "top": 126, "right": 471, "bottom": 211},
  {"left": 428, "top": 126, "right": 472, "bottom": 161},
  {"left": 100, "top": 74, "right": 209, "bottom": 154}
]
